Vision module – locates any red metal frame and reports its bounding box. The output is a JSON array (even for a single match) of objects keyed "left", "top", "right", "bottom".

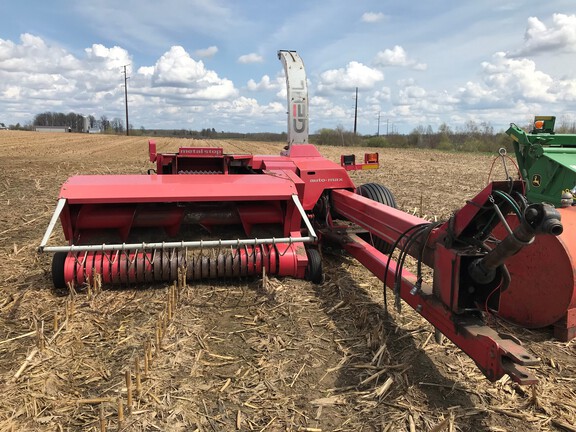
[
  {"left": 332, "top": 233, "right": 538, "bottom": 383},
  {"left": 52, "top": 142, "right": 355, "bottom": 288},
  {"left": 326, "top": 181, "right": 548, "bottom": 384},
  {"left": 59, "top": 174, "right": 299, "bottom": 204}
]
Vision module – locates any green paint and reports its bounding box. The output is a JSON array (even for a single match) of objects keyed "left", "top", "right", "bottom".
[{"left": 506, "top": 116, "right": 576, "bottom": 207}]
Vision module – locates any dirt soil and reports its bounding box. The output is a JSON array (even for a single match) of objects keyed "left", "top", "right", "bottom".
[{"left": 0, "top": 131, "right": 575, "bottom": 432}]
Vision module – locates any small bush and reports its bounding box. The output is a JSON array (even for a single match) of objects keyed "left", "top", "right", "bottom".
[
  {"left": 312, "top": 127, "right": 363, "bottom": 146},
  {"left": 364, "top": 136, "right": 389, "bottom": 147}
]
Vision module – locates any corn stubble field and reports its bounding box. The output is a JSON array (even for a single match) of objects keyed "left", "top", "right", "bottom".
[{"left": 0, "top": 130, "right": 575, "bottom": 432}]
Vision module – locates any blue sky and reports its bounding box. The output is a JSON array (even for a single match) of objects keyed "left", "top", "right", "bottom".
[{"left": 1, "top": 0, "right": 576, "bottom": 134}]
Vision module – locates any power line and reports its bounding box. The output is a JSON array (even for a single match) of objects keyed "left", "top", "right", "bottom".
[{"left": 353, "top": 87, "right": 358, "bottom": 135}]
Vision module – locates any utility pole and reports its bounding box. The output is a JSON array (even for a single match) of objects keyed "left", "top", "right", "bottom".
[
  {"left": 353, "top": 87, "right": 358, "bottom": 135},
  {"left": 123, "top": 65, "right": 130, "bottom": 136},
  {"left": 377, "top": 111, "right": 381, "bottom": 136}
]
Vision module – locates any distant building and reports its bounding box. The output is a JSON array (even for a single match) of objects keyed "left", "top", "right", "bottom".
[{"left": 35, "top": 126, "right": 69, "bottom": 133}]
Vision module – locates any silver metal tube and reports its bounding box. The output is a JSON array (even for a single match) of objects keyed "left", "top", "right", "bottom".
[
  {"left": 41, "top": 235, "right": 316, "bottom": 253},
  {"left": 292, "top": 194, "right": 317, "bottom": 240},
  {"left": 38, "top": 198, "right": 66, "bottom": 251}
]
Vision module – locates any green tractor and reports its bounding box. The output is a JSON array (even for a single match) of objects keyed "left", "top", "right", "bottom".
[{"left": 506, "top": 116, "right": 576, "bottom": 207}]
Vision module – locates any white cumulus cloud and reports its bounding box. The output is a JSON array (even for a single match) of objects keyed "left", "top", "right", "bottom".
[
  {"left": 361, "top": 12, "right": 385, "bottom": 23},
  {"left": 480, "top": 52, "right": 555, "bottom": 102},
  {"left": 513, "top": 13, "right": 576, "bottom": 56},
  {"left": 238, "top": 53, "right": 264, "bottom": 64},
  {"left": 194, "top": 46, "right": 218, "bottom": 58},
  {"left": 146, "top": 46, "right": 237, "bottom": 100},
  {"left": 452, "top": 50, "right": 576, "bottom": 109},
  {"left": 246, "top": 74, "right": 280, "bottom": 91},
  {"left": 0, "top": 34, "right": 131, "bottom": 119},
  {"left": 373, "top": 45, "right": 427, "bottom": 70},
  {"left": 0, "top": 35, "right": 246, "bottom": 128},
  {"left": 317, "top": 61, "right": 384, "bottom": 93}
]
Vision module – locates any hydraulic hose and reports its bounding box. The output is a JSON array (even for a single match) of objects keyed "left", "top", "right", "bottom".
[{"left": 468, "top": 203, "right": 562, "bottom": 285}]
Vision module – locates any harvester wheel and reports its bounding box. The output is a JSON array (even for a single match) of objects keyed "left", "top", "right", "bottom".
[
  {"left": 305, "top": 248, "right": 324, "bottom": 284},
  {"left": 356, "top": 183, "right": 397, "bottom": 254},
  {"left": 51, "top": 252, "right": 67, "bottom": 289}
]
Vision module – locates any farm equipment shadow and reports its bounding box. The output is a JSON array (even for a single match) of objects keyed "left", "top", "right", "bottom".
[{"left": 315, "top": 253, "right": 489, "bottom": 428}]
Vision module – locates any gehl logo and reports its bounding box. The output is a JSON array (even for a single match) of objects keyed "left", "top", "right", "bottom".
[{"left": 292, "top": 100, "right": 307, "bottom": 133}]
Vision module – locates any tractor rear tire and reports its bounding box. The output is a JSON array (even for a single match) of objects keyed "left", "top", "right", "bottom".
[
  {"left": 305, "top": 248, "right": 324, "bottom": 284},
  {"left": 356, "top": 183, "right": 397, "bottom": 254}
]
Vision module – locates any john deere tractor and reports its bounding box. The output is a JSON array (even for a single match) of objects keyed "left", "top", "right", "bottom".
[{"left": 507, "top": 116, "right": 576, "bottom": 207}]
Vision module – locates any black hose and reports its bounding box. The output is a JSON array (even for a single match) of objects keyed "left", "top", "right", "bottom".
[{"left": 382, "top": 223, "right": 430, "bottom": 312}]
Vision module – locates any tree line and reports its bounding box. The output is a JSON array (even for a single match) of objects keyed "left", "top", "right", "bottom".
[
  {"left": 0, "top": 111, "right": 127, "bottom": 133},
  {"left": 31, "top": 111, "right": 127, "bottom": 133},
  {"left": 314, "top": 118, "right": 576, "bottom": 153},
  {"left": 313, "top": 121, "right": 511, "bottom": 153},
  {"left": 4, "top": 112, "right": 576, "bottom": 154}
]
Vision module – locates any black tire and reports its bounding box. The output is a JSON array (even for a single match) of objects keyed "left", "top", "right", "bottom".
[
  {"left": 305, "top": 248, "right": 324, "bottom": 284},
  {"left": 356, "top": 183, "right": 397, "bottom": 254},
  {"left": 52, "top": 252, "right": 68, "bottom": 289}
]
